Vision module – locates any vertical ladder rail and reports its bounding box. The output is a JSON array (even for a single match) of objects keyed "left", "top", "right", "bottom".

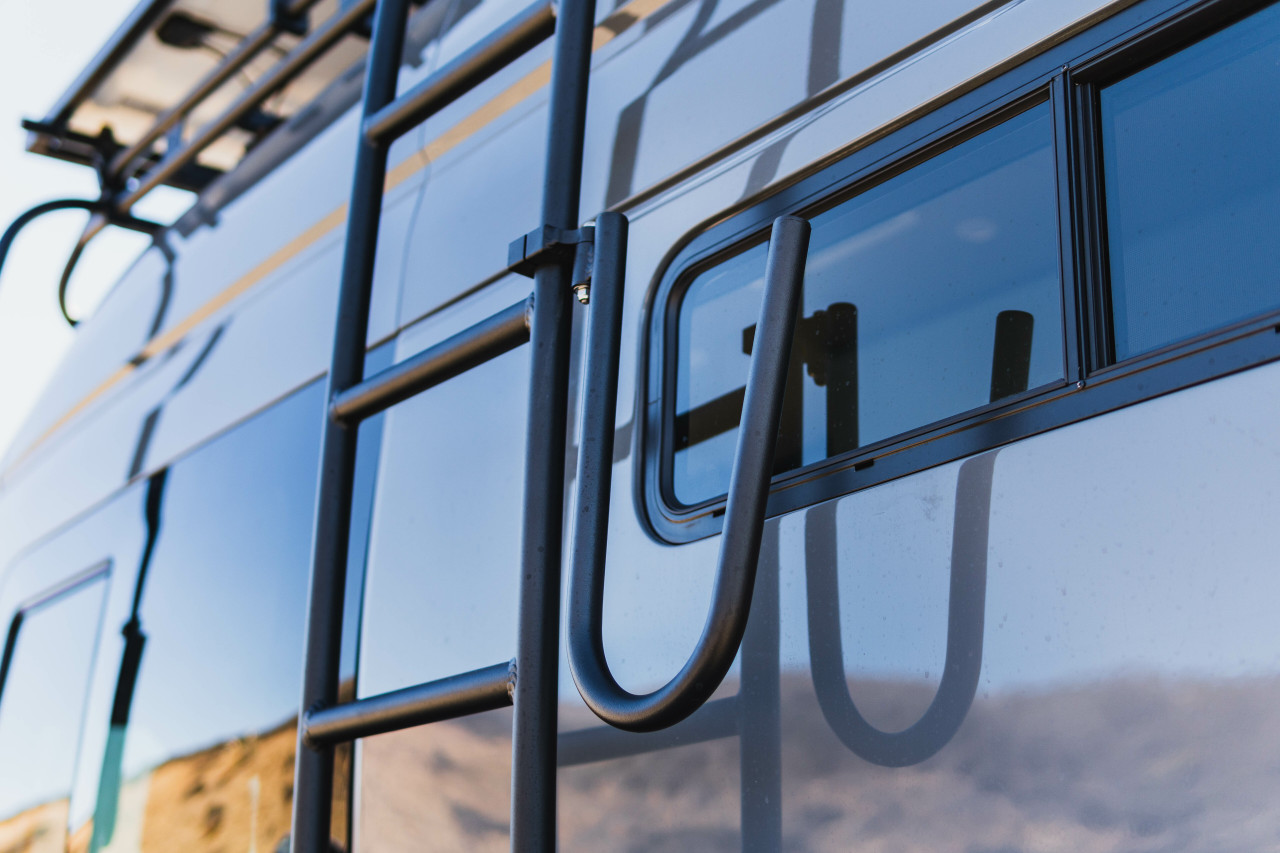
[
  {"left": 511, "top": 0, "right": 599, "bottom": 843},
  {"left": 291, "top": 0, "right": 411, "bottom": 849},
  {"left": 291, "top": 0, "right": 609, "bottom": 847}
]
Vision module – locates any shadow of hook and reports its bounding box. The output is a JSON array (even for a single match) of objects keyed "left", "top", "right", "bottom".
[{"left": 804, "top": 450, "right": 997, "bottom": 766}]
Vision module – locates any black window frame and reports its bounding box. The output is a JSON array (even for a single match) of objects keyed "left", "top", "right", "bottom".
[
  {"left": 0, "top": 560, "right": 112, "bottom": 709},
  {"left": 0, "top": 559, "right": 111, "bottom": 831},
  {"left": 638, "top": 0, "right": 1280, "bottom": 544}
]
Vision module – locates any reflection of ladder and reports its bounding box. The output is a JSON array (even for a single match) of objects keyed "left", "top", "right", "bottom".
[{"left": 288, "top": 0, "right": 615, "bottom": 847}]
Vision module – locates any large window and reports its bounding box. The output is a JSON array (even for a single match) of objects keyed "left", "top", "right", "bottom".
[
  {"left": 673, "top": 104, "right": 1062, "bottom": 507},
  {"left": 73, "top": 382, "right": 325, "bottom": 853},
  {"left": 644, "top": 0, "right": 1280, "bottom": 542}
]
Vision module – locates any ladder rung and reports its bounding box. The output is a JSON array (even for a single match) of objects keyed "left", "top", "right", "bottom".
[
  {"left": 364, "top": 0, "right": 556, "bottom": 145},
  {"left": 332, "top": 295, "right": 532, "bottom": 423},
  {"left": 557, "top": 695, "right": 740, "bottom": 767},
  {"left": 304, "top": 660, "right": 516, "bottom": 747}
]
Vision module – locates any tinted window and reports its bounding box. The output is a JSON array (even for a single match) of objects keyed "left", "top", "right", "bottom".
[
  {"left": 0, "top": 574, "right": 107, "bottom": 850},
  {"left": 1100, "top": 3, "right": 1280, "bottom": 359},
  {"left": 76, "top": 382, "right": 324, "bottom": 853},
  {"left": 673, "top": 104, "right": 1062, "bottom": 506}
]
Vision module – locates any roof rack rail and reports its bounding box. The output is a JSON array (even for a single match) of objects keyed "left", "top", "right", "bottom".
[
  {"left": 10, "top": 0, "right": 437, "bottom": 327},
  {"left": 24, "top": 0, "right": 434, "bottom": 212}
]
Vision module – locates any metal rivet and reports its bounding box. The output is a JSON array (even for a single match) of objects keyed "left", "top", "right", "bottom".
[
  {"left": 572, "top": 282, "right": 590, "bottom": 304},
  {"left": 1076, "top": 380, "right": 1086, "bottom": 390}
]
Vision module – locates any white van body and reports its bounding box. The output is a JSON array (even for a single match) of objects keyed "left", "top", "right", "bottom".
[{"left": 1, "top": 0, "right": 1278, "bottom": 849}]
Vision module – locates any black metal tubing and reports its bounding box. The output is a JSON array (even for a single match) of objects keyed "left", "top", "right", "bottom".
[
  {"left": 55, "top": 211, "right": 164, "bottom": 328},
  {"left": 289, "top": 0, "right": 602, "bottom": 844},
  {"left": 291, "top": 0, "right": 410, "bottom": 850},
  {"left": 304, "top": 660, "right": 515, "bottom": 746},
  {"left": 567, "top": 216, "right": 809, "bottom": 733},
  {"left": 0, "top": 200, "right": 97, "bottom": 284},
  {"left": 509, "top": 0, "right": 597, "bottom": 844},
  {"left": 364, "top": 0, "right": 556, "bottom": 144},
  {"left": 24, "top": 121, "right": 223, "bottom": 194},
  {"left": 804, "top": 451, "right": 995, "bottom": 767},
  {"left": 331, "top": 296, "right": 531, "bottom": 423},
  {"left": 109, "top": 0, "right": 328, "bottom": 181},
  {"left": 0, "top": 199, "right": 161, "bottom": 323},
  {"left": 119, "top": 0, "right": 380, "bottom": 212},
  {"left": 557, "top": 696, "right": 740, "bottom": 766}
]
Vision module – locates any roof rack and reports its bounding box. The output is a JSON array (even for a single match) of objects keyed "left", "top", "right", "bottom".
[
  {"left": 24, "top": 0, "right": 385, "bottom": 207},
  {"left": 7, "top": 0, "right": 433, "bottom": 325}
]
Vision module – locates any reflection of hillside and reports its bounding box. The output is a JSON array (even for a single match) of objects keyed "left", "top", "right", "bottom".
[
  {"left": 0, "top": 798, "right": 68, "bottom": 853},
  {"left": 360, "top": 675, "right": 1280, "bottom": 851},
  {"left": 63, "top": 717, "right": 350, "bottom": 853}
]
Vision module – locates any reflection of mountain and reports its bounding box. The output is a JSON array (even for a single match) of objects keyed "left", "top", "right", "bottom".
[
  {"left": 65, "top": 720, "right": 299, "bottom": 853},
  {"left": 59, "top": 719, "right": 350, "bottom": 853},
  {"left": 9, "top": 675, "right": 1280, "bottom": 851},
  {"left": 360, "top": 675, "right": 1280, "bottom": 852},
  {"left": 0, "top": 798, "right": 68, "bottom": 853}
]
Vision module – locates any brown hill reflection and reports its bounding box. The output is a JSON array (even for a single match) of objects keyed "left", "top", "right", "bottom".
[
  {"left": 6, "top": 675, "right": 1279, "bottom": 852},
  {"left": 363, "top": 674, "right": 1280, "bottom": 852}
]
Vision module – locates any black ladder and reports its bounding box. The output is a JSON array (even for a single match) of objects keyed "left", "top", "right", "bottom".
[
  {"left": 291, "top": 0, "right": 817, "bottom": 846},
  {"left": 289, "top": 0, "right": 602, "bottom": 848}
]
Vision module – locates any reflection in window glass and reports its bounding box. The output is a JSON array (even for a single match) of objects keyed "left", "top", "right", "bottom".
[
  {"left": 1101, "top": 4, "right": 1280, "bottom": 360},
  {"left": 75, "top": 383, "right": 324, "bottom": 853},
  {"left": 0, "top": 577, "right": 107, "bottom": 851},
  {"left": 674, "top": 104, "right": 1062, "bottom": 506}
]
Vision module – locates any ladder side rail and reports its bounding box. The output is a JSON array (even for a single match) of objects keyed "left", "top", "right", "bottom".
[
  {"left": 304, "top": 660, "right": 517, "bottom": 746},
  {"left": 331, "top": 296, "right": 532, "bottom": 423},
  {"left": 510, "top": 0, "right": 598, "bottom": 844},
  {"left": 365, "top": 0, "right": 557, "bottom": 144},
  {"left": 290, "top": 1, "right": 412, "bottom": 851},
  {"left": 567, "top": 216, "right": 811, "bottom": 733}
]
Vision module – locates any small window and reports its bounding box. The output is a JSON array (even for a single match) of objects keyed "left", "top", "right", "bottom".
[
  {"left": 669, "top": 103, "right": 1063, "bottom": 508},
  {"left": 0, "top": 569, "right": 108, "bottom": 850},
  {"left": 1099, "top": 2, "right": 1280, "bottom": 360}
]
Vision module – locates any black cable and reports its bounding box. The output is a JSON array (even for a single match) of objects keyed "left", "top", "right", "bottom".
[
  {"left": 0, "top": 199, "right": 100, "bottom": 282},
  {"left": 57, "top": 212, "right": 163, "bottom": 327},
  {"left": 0, "top": 197, "right": 162, "bottom": 327}
]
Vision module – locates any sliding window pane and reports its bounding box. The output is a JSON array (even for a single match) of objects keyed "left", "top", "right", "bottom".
[
  {"left": 1101, "top": 3, "right": 1280, "bottom": 360},
  {"left": 673, "top": 104, "right": 1062, "bottom": 507}
]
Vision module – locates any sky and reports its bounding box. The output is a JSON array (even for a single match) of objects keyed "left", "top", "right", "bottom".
[{"left": 0, "top": 1, "right": 191, "bottom": 460}]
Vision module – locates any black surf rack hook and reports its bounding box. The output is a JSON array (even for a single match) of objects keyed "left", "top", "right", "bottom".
[{"left": 567, "top": 214, "right": 811, "bottom": 732}]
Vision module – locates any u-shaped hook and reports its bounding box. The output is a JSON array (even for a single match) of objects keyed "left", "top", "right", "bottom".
[
  {"left": 567, "top": 214, "right": 811, "bottom": 732},
  {"left": 804, "top": 451, "right": 996, "bottom": 766}
]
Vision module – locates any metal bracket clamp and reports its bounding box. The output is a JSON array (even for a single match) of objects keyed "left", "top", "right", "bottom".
[{"left": 507, "top": 224, "right": 595, "bottom": 283}]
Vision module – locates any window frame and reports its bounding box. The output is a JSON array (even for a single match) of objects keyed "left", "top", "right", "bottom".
[
  {"left": 0, "top": 560, "right": 112, "bottom": 709},
  {"left": 638, "top": 0, "right": 1280, "bottom": 544}
]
